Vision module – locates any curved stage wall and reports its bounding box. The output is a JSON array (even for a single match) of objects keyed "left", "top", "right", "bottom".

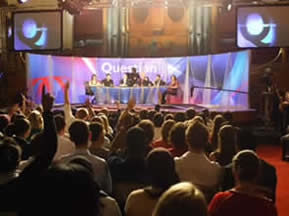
[{"left": 27, "top": 50, "right": 250, "bottom": 108}]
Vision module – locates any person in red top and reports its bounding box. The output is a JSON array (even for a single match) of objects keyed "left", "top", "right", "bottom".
[
  {"left": 208, "top": 150, "right": 277, "bottom": 216},
  {"left": 168, "top": 122, "right": 187, "bottom": 157},
  {"left": 161, "top": 75, "right": 179, "bottom": 104},
  {"left": 152, "top": 119, "right": 175, "bottom": 149}
]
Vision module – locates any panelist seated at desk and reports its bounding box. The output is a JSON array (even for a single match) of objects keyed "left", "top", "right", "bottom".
[
  {"left": 161, "top": 75, "right": 179, "bottom": 104},
  {"left": 154, "top": 74, "right": 166, "bottom": 87},
  {"left": 138, "top": 76, "right": 153, "bottom": 87},
  {"left": 101, "top": 73, "right": 114, "bottom": 87},
  {"left": 89, "top": 74, "right": 101, "bottom": 86},
  {"left": 128, "top": 67, "right": 140, "bottom": 87},
  {"left": 119, "top": 73, "right": 132, "bottom": 87}
]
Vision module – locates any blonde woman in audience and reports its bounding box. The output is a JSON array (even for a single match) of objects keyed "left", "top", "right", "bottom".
[
  {"left": 98, "top": 114, "right": 114, "bottom": 137},
  {"left": 125, "top": 148, "right": 179, "bottom": 216},
  {"left": 27, "top": 110, "right": 43, "bottom": 140},
  {"left": 152, "top": 119, "right": 175, "bottom": 149},
  {"left": 210, "top": 115, "right": 226, "bottom": 151},
  {"left": 152, "top": 182, "right": 207, "bottom": 216},
  {"left": 209, "top": 125, "right": 237, "bottom": 166},
  {"left": 138, "top": 119, "right": 155, "bottom": 152},
  {"left": 168, "top": 122, "right": 187, "bottom": 157},
  {"left": 91, "top": 116, "right": 111, "bottom": 149}
]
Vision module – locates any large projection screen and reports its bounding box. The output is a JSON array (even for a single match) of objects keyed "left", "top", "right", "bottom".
[
  {"left": 13, "top": 10, "right": 62, "bottom": 51},
  {"left": 237, "top": 5, "right": 289, "bottom": 48}
]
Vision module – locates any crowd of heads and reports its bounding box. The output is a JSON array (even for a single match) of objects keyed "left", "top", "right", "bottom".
[{"left": 0, "top": 93, "right": 277, "bottom": 216}]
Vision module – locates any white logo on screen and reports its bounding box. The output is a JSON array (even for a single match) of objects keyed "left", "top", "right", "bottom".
[{"left": 101, "top": 62, "right": 158, "bottom": 74}]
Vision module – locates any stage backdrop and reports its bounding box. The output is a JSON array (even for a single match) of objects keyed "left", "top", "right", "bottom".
[{"left": 27, "top": 50, "right": 250, "bottom": 108}]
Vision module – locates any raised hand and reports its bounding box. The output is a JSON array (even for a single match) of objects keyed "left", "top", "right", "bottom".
[
  {"left": 65, "top": 81, "right": 70, "bottom": 90},
  {"left": 84, "top": 98, "right": 91, "bottom": 107},
  {"left": 42, "top": 85, "right": 54, "bottom": 112},
  {"left": 127, "top": 97, "right": 136, "bottom": 110}
]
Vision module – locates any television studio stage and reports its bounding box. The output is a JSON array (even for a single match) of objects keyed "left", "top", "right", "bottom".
[{"left": 27, "top": 50, "right": 255, "bottom": 123}]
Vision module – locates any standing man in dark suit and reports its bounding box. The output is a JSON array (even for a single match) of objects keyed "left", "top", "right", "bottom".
[{"left": 129, "top": 67, "right": 140, "bottom": 87}]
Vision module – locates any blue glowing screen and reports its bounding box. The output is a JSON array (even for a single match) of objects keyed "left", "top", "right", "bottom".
[
  {"left": 13, "top": 11, "right": 62, "bottom": 51},
  {"left": 237, "top": 6, "right": 289, "bottom": 48}
]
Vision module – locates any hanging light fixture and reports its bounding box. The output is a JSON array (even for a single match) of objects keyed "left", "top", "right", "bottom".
[
  {"left": 17, "top": 0, "right": 30, "bottom": 4},
  {"left": 58, "top": 0, "right": 92, "bottom": 15}
]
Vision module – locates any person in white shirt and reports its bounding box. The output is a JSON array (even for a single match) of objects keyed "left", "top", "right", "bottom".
[
  {"left": 60, "top": 120, "right": 112, "bottom": 194},
  {"left": 175, "top": 121, "right": 222, "bottom": 201},
  {"left": 64, "top": 81, "right": 89, "bottom": 131},
  {"left": 53, "top": 115, "right": 75, "bottom": 161}
]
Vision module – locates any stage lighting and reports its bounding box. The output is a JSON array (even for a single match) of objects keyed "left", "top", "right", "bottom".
[
  {"left": 58, "top": 0, "right": 92, "bottom": 15},
  {"left": 224, "top": 0, "right": 232, "bottom": 11},
  {"left": 17, "top": 0, "right": 30, "bottom": 3}
]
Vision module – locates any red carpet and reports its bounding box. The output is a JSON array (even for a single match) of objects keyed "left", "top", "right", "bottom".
[{"left": 257, "top": 144, "right": 289, "bottom": 216}]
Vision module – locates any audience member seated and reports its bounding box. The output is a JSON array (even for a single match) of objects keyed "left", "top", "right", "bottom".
[
  {"left": 91, "top": 116, "right": 111, "bottom": 149},
  {"left": 209, "top": 150, "right": 277, "bottom": 216},
  {"left": 185, "top": 108, "right": 196, "bottom": 121},
  {"left": 125, "top": 148, "right": 179, "bottom": 216},
  {"left": 152, "top": 182, "right": 208, "bottom": 216},
  {"left": 148, "top": 110, "right": 157, "bottom": 121},
  {"left": 98, "top": 113, "right": 114, "bottom": 140},
  {"left": 37, "top": 158, "right": 121, "bottom": 216},
  {"left": 223, "top": 111, "right": 234, "bottom": 125},
  {"left": 0, "top": 138, "right": 21, "bottom": 184},
  {"left": 221, "top": 129, "right": 277, "bottom": 202},
  {"left": 139, "top": 109, "right": 149, "bottom": 120},
  {"left": 168, "top": 122, "right": 187, "bottom": 157},
  {"left": 53, "top": 115, "right": 75, "bottom": 161},
  {"left": 27, "top": 110, "right": 43, "bottom": 140},
  {"left": 12, "top": 118, "right": 31, "bottom": 160},
  {"left": 110, "top": 100, "right": 138, "bottom": 152},
  {"left": 138, "top": 119, "right": 154, "bottom": 153},
  {"left": 164, "top": 113, "right": 174, "bottom": 121},
  {"left": 108, "top": 127, "right": 149, "bottom": 209},
  {"left": 174, "top": 112, "right": 186, "bottom": 123},
  {"left": 0, "top": 90, "right": 57, "bottom": 215},
  {"left": 60, "top": 120, "right": 112, "bottom": 194},
  {"left": 175, "top": 121, "right": 222, "bottom": 202},
  {"left": 89, "top": 122, "right": 110, "bottom": 160},
  {"left": 210, "top": 115, "right": 226, "bottom": 152},
  {"left": 209, "top": 125, "right": 237, "bottom": 166},
  {"left": 153, "top": 113, "right": 164, "bottom": 141},
  {"left": 152, "top": 119, "right": 175, "bottom": 149}
]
